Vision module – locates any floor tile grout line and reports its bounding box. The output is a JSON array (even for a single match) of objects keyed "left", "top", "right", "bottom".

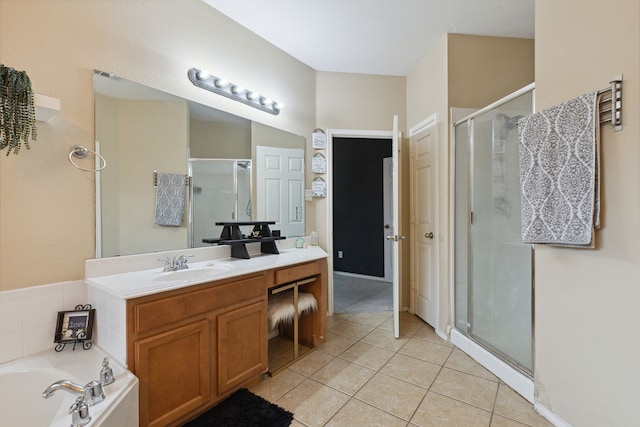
[
  {"left": 323, "top": 316, "right": 433, "bottom": 425},
  {"left": 267, "top": 313, "right": 542, "bottom": 427}
]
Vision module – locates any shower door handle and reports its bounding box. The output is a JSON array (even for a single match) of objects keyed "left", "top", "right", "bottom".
[{"left": 425, "top": 232, "right": 434, "bottom": 239}]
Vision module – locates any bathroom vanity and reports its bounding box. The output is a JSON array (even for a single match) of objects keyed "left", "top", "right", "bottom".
[{"left": 86, "top": 245, "right": 327, "bottom": 427}]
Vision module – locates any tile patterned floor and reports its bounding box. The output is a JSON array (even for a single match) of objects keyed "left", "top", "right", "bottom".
[{"left": 251, "top": 311, "right": 553, "bottom": 427}]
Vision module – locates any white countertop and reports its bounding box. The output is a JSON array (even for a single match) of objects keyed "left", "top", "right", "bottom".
[{"left": 85, "top": 246, "right": 327, "bottom": 300}]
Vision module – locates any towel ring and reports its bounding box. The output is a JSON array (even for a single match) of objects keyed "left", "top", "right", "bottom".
[{"left": 68, "top": 145, "right": 106, "bottom": 172}]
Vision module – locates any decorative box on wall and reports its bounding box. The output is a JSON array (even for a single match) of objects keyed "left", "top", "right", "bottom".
[
  {"left": 312, "top": 177, "right": 327, "bottom": 198},
  {"left": 312, "top": 152, "right": 326, "bottom": 174},
  {"left": 312, "top": 128, "right": 326, "bottom": 149},
  {"left": 311, "top": 128, "right": 327, "bottom": 198}
]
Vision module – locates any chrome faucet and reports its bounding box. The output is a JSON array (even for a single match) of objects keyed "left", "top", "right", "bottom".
[
  {"left": 42, "top": 379, "right": 105, "bottom": 406},
  {"left": 69, "top": 396, "right": 92, "bottom": 427},
  {"left": 99, "top": 357, "right": 115, "bottom": 386},
  {"left": 162, "top": 255, "right": 190, "bottom": 271}
]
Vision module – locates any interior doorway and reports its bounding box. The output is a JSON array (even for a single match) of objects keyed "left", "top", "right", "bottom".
[
  {"left": 327, "top": 132, "right": 394, "bottom": 315},
  {"left": 332, "top": 137, "right": 391, "bottom": 277}
]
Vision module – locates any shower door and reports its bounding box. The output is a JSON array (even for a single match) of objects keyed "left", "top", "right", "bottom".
[{"left": 454, "top": 87, "right": 534, "bottom": 373}]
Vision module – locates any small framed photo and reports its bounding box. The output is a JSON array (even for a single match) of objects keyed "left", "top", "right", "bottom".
[{"left": 54, "top": 307, "right": 95, "bottom": 343}]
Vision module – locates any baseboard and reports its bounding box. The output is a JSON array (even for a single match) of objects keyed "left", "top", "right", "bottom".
[
  {"left": 333, "top": 271, "right": 391, "bottom": 283},
  {"left": 534, "top": 402, "right": 572, "bottom": 427},
  {"left": 435, "top": 328, "right": 449, "bottom": 342},
  {"left": 451, "top": 329, "right": 534, "bottom": 403}
]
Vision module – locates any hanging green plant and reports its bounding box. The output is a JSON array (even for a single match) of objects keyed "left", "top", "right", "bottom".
[{"left": 0, "top": 64, "right": 37, "bottom": 155}]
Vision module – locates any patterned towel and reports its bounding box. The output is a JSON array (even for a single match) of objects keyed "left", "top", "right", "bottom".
[
  {"left": 154, "top": 173, "right": 187, "bottom": 227},
  {"left": 517, "top": 91, "right": 600, "bottom": 247}
]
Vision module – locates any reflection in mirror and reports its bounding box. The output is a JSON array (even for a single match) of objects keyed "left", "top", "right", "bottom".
[
  {"left": 189, "top": 159, "right": 252, "bottom": 248},
  {"left": 94, "top": 73, "right": 305, "bottom": 258}
]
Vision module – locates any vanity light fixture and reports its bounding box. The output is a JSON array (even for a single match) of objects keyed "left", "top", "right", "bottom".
[{"left": 187, "top": 68, "right": 281, "bottom": 115}]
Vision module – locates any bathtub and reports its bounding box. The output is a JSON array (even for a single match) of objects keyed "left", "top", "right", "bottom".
[{"left": 0, "top": 346, "right": 138, "bottom": 427}]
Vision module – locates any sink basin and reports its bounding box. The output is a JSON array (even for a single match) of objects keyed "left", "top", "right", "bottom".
[{"left": 152, "top": 263, "right": 233, "bottom": 282}]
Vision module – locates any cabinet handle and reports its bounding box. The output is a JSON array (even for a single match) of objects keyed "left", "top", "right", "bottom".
[{"left": 425, "top": 232, "right": 434, "bottom": 239}]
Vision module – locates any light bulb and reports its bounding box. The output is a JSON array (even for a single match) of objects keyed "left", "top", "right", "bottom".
[
  {"left": 231, "top": 85, "right": 244, "bottom": 95},
  {"left": 247, "top": 91, "right": 260, "bottom": 101},
  {"left": 214, "top": 78, "right": 228, "bottom": 88},
  {"left": 196, "top": 70, "right": 210, "bottom": 80}
]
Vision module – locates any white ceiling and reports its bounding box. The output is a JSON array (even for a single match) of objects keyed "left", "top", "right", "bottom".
[{"left": 202, "top": 0, "right": 535, "bottom": 76}]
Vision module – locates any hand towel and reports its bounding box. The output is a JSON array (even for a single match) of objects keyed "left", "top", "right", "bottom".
[
  {"left": 154, "top": 172, "right": 187, "bottom": 227},
  {"left": 517, "top": 91, "right": 600, "bottom": 247}
]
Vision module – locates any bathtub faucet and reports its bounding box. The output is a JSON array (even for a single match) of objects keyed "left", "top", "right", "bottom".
[{"left": 42, "top": 379, "right": 105, "bottom": 406}]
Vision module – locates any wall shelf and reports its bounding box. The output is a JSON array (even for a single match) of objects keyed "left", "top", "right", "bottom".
[{"left": 34, "top": 93, "right": 60, "bottom": 122}]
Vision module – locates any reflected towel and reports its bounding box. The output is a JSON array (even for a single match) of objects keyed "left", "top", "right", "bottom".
[
  {"left": 518, "top": 91, "right": 600, "bottom": 247},
  {"left": 154, "top": 173, "right": 187, "bottom": 227}
]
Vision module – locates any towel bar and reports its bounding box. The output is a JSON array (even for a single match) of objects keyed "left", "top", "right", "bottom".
[
  {"left": 153, "top": 170, "right": 191, "bottom": 187},
  {"left": 597, "top": 74, "right": 622, "bottom": 131}
]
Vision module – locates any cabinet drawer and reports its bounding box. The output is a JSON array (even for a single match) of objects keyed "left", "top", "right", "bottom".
[
  {"left": 133, "top": 275, "right": 265, "bottom": 335},
  {"left": 275, "top": 262, "right": 320, "bottom": 285}
]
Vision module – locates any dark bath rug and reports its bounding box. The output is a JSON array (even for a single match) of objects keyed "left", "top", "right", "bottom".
[{"left": 182, "top": 388, "right": 293, "bottom": 427}]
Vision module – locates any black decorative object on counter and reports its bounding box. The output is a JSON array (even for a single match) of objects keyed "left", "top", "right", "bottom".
[
  {"left": 202, "top": 221, "right": 285, "bottom": 259},
  {"left": 53, "top": 304, "right": 95, "bottom": 352}
]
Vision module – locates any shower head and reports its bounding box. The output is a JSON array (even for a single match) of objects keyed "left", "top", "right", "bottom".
[
  {"left": 237, "top": 161, "right": 251, "bottom": 171},
  {"left": 496, "top": 113, "right": 524, "bottom": 130},
  {"left": 497, "top": 113, "right": 525, "bottom": 140}
]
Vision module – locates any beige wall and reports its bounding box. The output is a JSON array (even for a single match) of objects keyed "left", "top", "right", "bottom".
[
  {"left": 0, "top": 0, "right": 316, "bottom": 291},
  {"left": 315, "top": 71, "right": 410, "bottom": 305},
  {"left": 189, "top": 119, "right": 251, "bottom": 159},
  {"left": 406, "top": 34, "right": 534, "bottom": 332},
  {"left": 103, "top": 98, "right": 189, "bottom": 257},
  {"left": 534, "top": 1, "right": 640, "bottom": 425},
  {"left": 448, "top": 34, "right": 535, "bottom": 108},
  {"left": 406, "top": 36, "right": 450, "bottom": 327}
]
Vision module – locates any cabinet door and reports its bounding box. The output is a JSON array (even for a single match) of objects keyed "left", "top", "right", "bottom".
[
  {"left": 217, "top": 300, "right": 267, "bottom": 394},
  {"left": 135, "top": 320, "right": 210, "bottom": 427}
]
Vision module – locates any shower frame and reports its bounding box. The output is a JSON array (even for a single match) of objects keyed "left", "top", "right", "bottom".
[{"left": 452, "top": 83, "right": 536, "bottom": 381}]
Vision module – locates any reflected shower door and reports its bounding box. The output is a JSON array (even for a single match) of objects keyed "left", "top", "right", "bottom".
[{"left": 190, "top": 159, "right": 251, "bottom": 247}]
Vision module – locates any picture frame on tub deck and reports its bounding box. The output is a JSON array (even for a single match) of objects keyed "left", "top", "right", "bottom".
[{"left": 54, "top": 305, "right": 95, "bottom": 343}]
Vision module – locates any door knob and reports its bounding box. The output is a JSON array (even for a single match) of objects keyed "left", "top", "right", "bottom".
[
  {"left": 425, "top": 232, "right": 434, "bottom": 239},
  {"left": 386, "top": 235, "right": 395, "bottom": 241}
]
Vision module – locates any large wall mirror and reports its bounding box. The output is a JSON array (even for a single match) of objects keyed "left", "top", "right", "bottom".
[{"left": 94, "top": 73, "right": 306, "bottom": 258}]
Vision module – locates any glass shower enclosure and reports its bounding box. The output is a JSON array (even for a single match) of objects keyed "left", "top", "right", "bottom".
[
  {"left": 454, "top": 85, "right": 535, "bottom": 374},
  {"left": 189, "top": 159, "right": 252, "bottom": 248}
]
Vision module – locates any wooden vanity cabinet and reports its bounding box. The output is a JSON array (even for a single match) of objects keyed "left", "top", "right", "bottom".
[
  {"left": 124, "top": 257, "right": 327, "bottom": 427},
  {"left": 126, "top": 273, "right": 268, "bottom": 427}
]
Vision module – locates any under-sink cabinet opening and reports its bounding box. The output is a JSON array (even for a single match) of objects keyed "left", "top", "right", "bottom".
[{"left": 267, "top": 276, "right": 319, "bottom": 374}]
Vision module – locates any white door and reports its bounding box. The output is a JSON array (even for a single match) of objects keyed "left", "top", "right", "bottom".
[
  {"left": 382, "top": 157, "right": 393, "bottom": 282},
  {"left": 256, "top": 146, "right": 305, "bottom": 237},
  {"left": 411, "top": 120, "right": 437, "bottom": 327},
  {"left": 387, "top": 115, "right": 402, "bottom": 338}
]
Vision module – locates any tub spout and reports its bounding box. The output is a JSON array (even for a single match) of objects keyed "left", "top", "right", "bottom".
[
  {"left": 42, "top": 380, "right": 85, "bottom": 399},
  {"left": 42, "top": 379, "right": 105, "bottom": 406}
]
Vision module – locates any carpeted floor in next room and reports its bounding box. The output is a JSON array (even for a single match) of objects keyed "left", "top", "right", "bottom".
[{"left": 332, "top": 273, "right": 393, "bottom": 314}]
